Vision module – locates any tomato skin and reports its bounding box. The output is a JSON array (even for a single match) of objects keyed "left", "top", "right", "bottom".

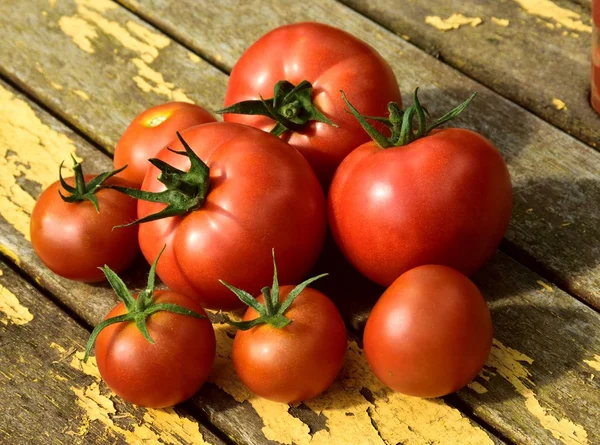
[
  {"left": 30, "top": 175, "right": 139, "bottom": 282},
  {"left": 94, "top": 290, "right": 215, "bottom": 408},
  {"left": 138, "top": 122, "right": 326, "bottom": 310},
  {"left": 223, "top": 22, "right": 401, "bottom": 183},
  {"left": 232, "top": 286, "right": 347, "bottom": 403},
  {"left": 328, "top": 128, "right": 512, "bottom": 286},
  {"left": 363, "top": 265, "right": 492, "bottom": 397},
  {"left": 114, "top": 102, "right": 216, "bottom": 187}
]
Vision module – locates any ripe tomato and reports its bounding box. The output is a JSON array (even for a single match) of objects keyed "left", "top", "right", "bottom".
[
  {"left": 223, "top": 253, "right": 347, "bottom": 403},
  {"left": 127, "top": 123, "right": 326, "bottom": 310},
  {"left": 328, "top": 91, "right": 512, "bottom": 286},
  {"left": 86, "top": 251, "right": 216, "bottom": 408},
  {"left": 363, "top": 265, "right": 493, "bottom": 397},
  {"left": 114, "top": 102, "right": 216, "bottom": 187},
  {"left": 222, "top": 22, "right": 401, "bottom": 183},
  {"left": 30, "top": 162, "right": 138, "bottom": 282}
]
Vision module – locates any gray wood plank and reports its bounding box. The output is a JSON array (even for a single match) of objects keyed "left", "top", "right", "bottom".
[{"left": 0, "top": 262, "right": 226, "bottom": 445}]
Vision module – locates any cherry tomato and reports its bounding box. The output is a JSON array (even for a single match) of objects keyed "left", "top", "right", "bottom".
[
  {"left": 114, "top": 102, "right": 216, "bottom": 187},
  {"left": 223, "top": 259, "right": 347, "bottom": 404},
  {"left": 94, "top": 290, "right": 215, "bottom": 408},
  {"left": 222, "top": 22, "right": 401, "bottom": 183},
  {"left": 363, "top": 265, "right": 493, "bottom": 398},
  {"left": 30, "top": 164, "right": 138, "bottom": 282},
  {"left": 135, "top": 123, "right": 326, "bottom": 310},
  {"left": 328, "top": 92, "right": 512, "bottom": 286}
]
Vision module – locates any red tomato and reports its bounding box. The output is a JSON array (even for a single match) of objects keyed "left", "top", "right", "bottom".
[
  {"left": 30, "top": 172, "right": 138, "bottom": 282},
  {"left": 114, "top": 102, "right": 216, "bottom": 186},
  {"left": 232, "top": 285, "right": 347, "bottom": 403},
  {"left": 328, "top": 128, "right": 512, "bottom": 286},
  {"left": 222, "top": 22, "right": 401, "bottom": 183},
  {"left": 137, "top": 123, "right": 326, "bottom": 310},
  {"left": 94, "top": 290, "right": 215, "bottom": 408},
  {"left": 363, "top": 265, "right": 493, "bottom": 397}
]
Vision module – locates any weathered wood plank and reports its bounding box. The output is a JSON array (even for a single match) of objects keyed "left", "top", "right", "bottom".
[
  {"left": 111, "top": 0, "right": 600, "bottom": 311},
  {"left": 338, "top": 0, "right": 599, "bottom": 150},
  {"left": 0, "top": 81, "right": 502, "bottom": 445},
  {"left": 0, "top": 262, "right": 226, "bottom": 445}
]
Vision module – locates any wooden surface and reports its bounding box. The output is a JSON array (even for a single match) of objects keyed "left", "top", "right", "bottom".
[
  {"left": 340, "top": 0, "right": 599, "bottom": 151},
  {"left": 3, "top": 0, "right": 598, "bottom": 314},
  {"left": 0, "top": 262, "right": 226, "bottom": 445},
  {"left": 1, "top": 0, "right": 600, "bottom": 444}
]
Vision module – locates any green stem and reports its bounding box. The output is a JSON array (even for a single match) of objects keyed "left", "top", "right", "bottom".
[{"left": 220, "top": 249, "right": 327, "bottom": 330}]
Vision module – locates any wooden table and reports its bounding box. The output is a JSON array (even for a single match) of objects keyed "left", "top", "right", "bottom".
[{"left": 1, "top": 1, "right": 599, "bottom": 444}]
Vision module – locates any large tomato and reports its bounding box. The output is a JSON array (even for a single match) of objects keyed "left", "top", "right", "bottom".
[
  {"left": 30, "top": 162, "right": 138, "bottom": 282},
  {"left": 328, "top": 92, "right": 512, "bottom": 286},
  {"left": 223, "top": 254, "right": 347, "bottom": 403},
  {"left": 130, "top": 123, "right": 326, "bottom": 310},
  {"left": 363, "top": 265, "right": 493, "bottom": 398},
  {"left": 114, "top": 102, "right": 216, "bottom": 187},
  {"left": 222, "top": 22, "right": 401, "bottom": 183}
]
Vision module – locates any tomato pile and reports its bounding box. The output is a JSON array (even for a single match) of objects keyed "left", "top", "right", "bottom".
[{"left": 31, "top": 22, "right": 511, "bottom": 408}]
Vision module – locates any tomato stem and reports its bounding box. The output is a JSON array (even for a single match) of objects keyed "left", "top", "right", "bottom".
[
  {"left": 341, "top": 88, "right": 477, "bottom": 148},
  {"left": 219, "top": 249, "right": 327, "bottom": 330},
  {"left": 217, "top": 80, "right": 339, "bottom": 136},
  {"left": 57, "top": 156, "right": 127, "bottom": 212},
  {"left": 110, "top": 132, "right": 211, "bottom": 227},
  {"left": 83, "top": 246, "right": 206, "bottom": 362}
]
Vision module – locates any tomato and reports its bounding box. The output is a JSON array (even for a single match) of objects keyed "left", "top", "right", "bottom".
[
  {"left": 363, "top": 265, "right": 493, "bottom": 397},
  {"left": 114, "top": 102, "right": 216, "bottom": 187},
  {"left": 223, "top": 253, "right": 347, "bottom": 403},
  {"left": 86, "top": 251, "right": 216, "bottom": 408},
  {"left": 222, "top": 22, "right": 401, "bottom": 183},
  {"left": 127, "top": 123, "right": 326, "bottom": 310},
  {"left": 30, "top": 161, "right": 138, "bottom": 282},
  {"left": 328, "top": 91, "right": 512, "bottom": 286}
]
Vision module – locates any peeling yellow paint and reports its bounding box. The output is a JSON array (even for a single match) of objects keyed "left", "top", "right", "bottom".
[
  {"left": 553, "top": 98, "right": 567, "bottom": 110},
  {"left": 58, "top": 16, "right": 98, "bottom": 54},
  {"left": 210, "top": 324, "right": 494, "bottom": 445},
  {"left": 76, "top": 0, "right": 118, "bottom": 13},
  {"left": 73, "top": 90, "right": 90, "bottom": 100},
  {"left": 50, "top": 82, "right": 63, "bottom": 90},
  {"left": 513, "top": 0, "right": 592, "bottom": 33},
  {"left": 0, "top": 85, "right": 78, "bottom": 240},
  {"left": 584, "top": 355, "right": 600, "bottom": 372},
  {"left": 132, "top": 58, "right": 193, "bottom": 103},
  {"left": 0, "top": 245, "right": 20, "bottom": 266},
  {"left": 125, "top": 21, "right": 171, "bottom": 49},
  {"left": 537, "top": 280, "right": 554, "bottom": 292},
  {"left": 425, "top": 14, "right": 483, "bottom": 31},
  {"left": 492, "top": 17, "right": 510, "bottom": 27},
  {"left": 48, "top": 0, "right": 56, "bottom": 6},
  {"left": 467, "top": 381, "right": 489, "bottom": 394},
  {"left": 486, "top": 340, "right": 588, "bottom": 445},
  {"left": 0, "top": 282, "right": 33, "bottom": 325},
  {"left": 188, "top": 52, "right": 202, "bottom": 63}
]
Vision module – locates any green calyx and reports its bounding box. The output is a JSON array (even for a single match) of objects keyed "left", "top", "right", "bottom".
[
  {"left": 220, "top": 249, "right": 327, "bottom": 330},
  {"left": 83, "top": 246, "right": 206, "bottom": 362},
  {"left": 58, "top": 155, "right": 126, "bottom": 212},
  {"left": 217, "top": 80, "right": 338, "bottom": 137},
  {"left": 342, "top": 87, "right": 476, "bottom": 148},
  {"left": 110, "top": 132, "right": 210, "bottom": 227}
]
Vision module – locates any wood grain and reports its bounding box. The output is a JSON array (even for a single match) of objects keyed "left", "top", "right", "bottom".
[
  {"left": 0, "top": 262, "right": 226, "bottom": 445},
  {"left": 0, "top": 81, "right": 502, "bottom": 445}
]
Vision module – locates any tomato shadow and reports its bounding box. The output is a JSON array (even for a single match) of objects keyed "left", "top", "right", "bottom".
[{"left": 461, "top": 252, "right": 600, "bottom": 404}]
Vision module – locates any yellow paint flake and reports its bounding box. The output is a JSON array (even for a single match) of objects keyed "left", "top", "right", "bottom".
[
  {"left": 58, "top": 16, "right": 98, "bottom": 54},
  {"left": 0, "top": 282, "right": 33, "bottom": 325},
  {"left": 513, "top": 0, "right": 592, "bottom": 33},
  {"left": 132, "top": 58, "right": 194, "bottom": 103},
  {"left": 553, "top": 98, "right": 567, "bottom": 110},
  {"left": 50, "top": 82, "right": 63, "bottom": 90},
  {"left": 75, "top": 0, "right": 118, "bottom": 13},
  {"left": 126, "top": 21, "right": 171, "bottom": 49},
  {"left": 0, "top": 85, "right": 78, "bottom": 240},
  {"left": 209, "top": 324, "right": 494, "bottom": 444},
  {"left": 584, "top": 355, "right": 600, "bottom": 372},
  {"left": 467, "top": 381, "right": 489, "bottom": 394},
  {"left": 425, "top": 14, "right": 483, "bottom": 31},
  {"left": 188, "top": 53, "right": 202, "bottom": 63},
  {"left": 492, "top": 17, "right": 510, "bottom": 27},
  {"left": 485, "top": 340, "right": 588, "bottom": 445},
  {"left": 537, "top": 280, "right": 554, "bottom": 292},
  {"left": 0, "top": 245, "right": 20, "bottom": 266},
  {"left": 48, "top": 0, "right": 56, "bottom": 6},
  {"left": 73, "top": 90, "right": 90, "bottom": 100}
]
